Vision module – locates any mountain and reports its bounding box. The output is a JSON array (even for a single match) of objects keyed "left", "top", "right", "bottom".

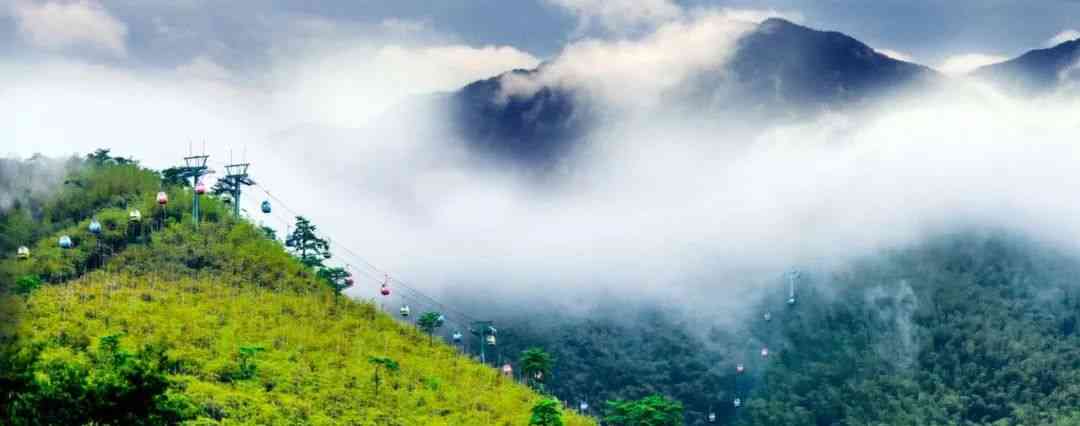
[
  {"left": 974, "top": 38, "right": 1080, "bottom": 93},
  {"left": 446, "top": 18, "right": 938, "bottom": 165},
  {"left": 721, "top": 18, "right": 938, "bottom": 108},
  {"left": 0, "top": 153, "right": 594, "bottom": 426}
]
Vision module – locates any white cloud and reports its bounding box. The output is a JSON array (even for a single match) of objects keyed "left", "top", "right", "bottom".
[
  {"left": 12, "top": 0, "right": 128, "bottom": 57},
  {"left": 876, "top": 48, "right": 913, "bottom": 62},
  {"left": 546, "top": 0, "right": 682, "bottom": 33},
  {"left": 498, "top": 9, "right": 772, "bottom": 109},
  {"left": 1046, "top": 29, "right": 1080, "bottom": 47},
  {"left": 276, "top": 43, "right": 540, "bottom": 127},
  {"left": 937, "top": 53, "right": 1008, "bottom": 75},
  {"left": 380, "top": 18, "right": 429, "bottom": 34},
  {"left": 175, "top": 56, "right": 232, "bottom": 81}
]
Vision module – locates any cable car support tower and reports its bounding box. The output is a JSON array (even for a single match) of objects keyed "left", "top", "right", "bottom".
[
  {"left": 220, "top": 162, "right": 254, "bottom": 218},
  {"left": 177, "top": 154, "right": 210, "bottom": 228}
]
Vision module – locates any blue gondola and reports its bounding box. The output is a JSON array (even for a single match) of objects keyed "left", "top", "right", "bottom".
[{"left": 261, "top": 200, "right": 272, "bottom": 214}]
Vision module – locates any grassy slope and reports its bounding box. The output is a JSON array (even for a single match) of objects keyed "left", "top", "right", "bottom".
[
  {"left": 8, "top": 273, "right": 590, "bottom": 425},
  {"left": 0, "top": 157, "right": 593, "bottom": 425}
]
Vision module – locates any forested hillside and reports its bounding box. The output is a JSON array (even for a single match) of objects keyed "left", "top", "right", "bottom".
[
  {"left": 494, "top": 232, "right": 1080, "bottom": 425},
  {"left": 0, "top": 151, "right": 593, "bottom": 425}
]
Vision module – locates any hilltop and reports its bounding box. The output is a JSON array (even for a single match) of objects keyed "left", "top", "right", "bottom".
[{"left": 0, "top": 151, "right": 593, "bottom": 425}]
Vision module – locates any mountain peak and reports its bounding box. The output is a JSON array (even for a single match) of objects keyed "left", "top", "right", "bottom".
[{"left": 974, "top": 37, "right": 1080, "bottom": 93}]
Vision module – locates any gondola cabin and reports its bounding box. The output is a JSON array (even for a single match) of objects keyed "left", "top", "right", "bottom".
[
  {"left": 501, "top": 363, "right": 513, "bottom": 376},
  {"left": 261, "top": 201, "right": 271, "bottom": 213},
  {"left": 89, "top": 220, "right": 102, "bottom": 234},
  {"left": 59, "top": 235, "right": 73, "bottom": 249},
  {"left": 736, "top": 363, "right": 745, "bottom": 374},
  {"left": 129, "top": 209, "right": 142, "bottom": 223},
  {"left": 452, "top": 332, "right": 463, "bottom": 343},
  {"left": 195, "top": 182, "right": 207, "bottom": 195},
  {"left": 16, "top": 246, "right": 29, "bottom": 260},
  {"left": 399, "top": 305, "right": 410, "bottom": 317},
  {"left": 157, "top": 191, "right": 169, "bottom": 205},
  {"left": 380, "top": 283, "right": 391, "bottom": 296},
  {"left": 486, "top": 334, "right": 497, "bottom": 346}
]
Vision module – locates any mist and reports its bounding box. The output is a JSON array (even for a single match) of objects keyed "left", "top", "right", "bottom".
[{"left": 9, "top": 7, "right": 1080, "bottom": 330}]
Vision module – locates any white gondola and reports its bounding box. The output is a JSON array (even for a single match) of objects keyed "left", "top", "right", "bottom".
[
  {"left": 579, "top": 401, "right": 589, "bottom": 412},
  {"left": 156, "top": 191, "right": 169, "bottom": 205},
  {"left": 736, "top": 363, "right": 745, "bottom": 374},
  {"left": 452, "top": 332, "right": 463, "bottom": 343},
  {"left": 761, "top": 347, "right": 769, "bottom": 358},
  {"left": 16, "top": 246, "right": 30, "bottom": 260},
  {"left": 59, "top": 235, "right": 73, "bottom": 249},
  {"left": 399, "top": 305, "right": 411, "bottom": 317},
  {"left": 708, "top": 412, "right": 717, "bottom": 423},
  {"left": 129, "top": 209, "right": 142, "bottom": 223},
  {"left": 89, "top": 219, "right": 102, "bottom": 234},
  {"left": 486, "top": 334, "right": 497, "bottom": 346},
  {"left": 763, "top": 311, "right": 772, "bottom": 321},
  {"left": 501, "top": 363, "right": 513, "bottom": 376},
  {"left": 221, "top": 194, "right": 233, "bottom": 204},
  {"left": 733, "top": 398, "right": 742, "bottom": 408}
]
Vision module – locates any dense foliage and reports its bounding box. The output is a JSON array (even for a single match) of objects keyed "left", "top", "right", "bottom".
[
  {"left": 0, "top": 153, "right": 593, "bottom": 425},
  {"left": 497, "top": 232, "right": 1080, "bottom": 425}
]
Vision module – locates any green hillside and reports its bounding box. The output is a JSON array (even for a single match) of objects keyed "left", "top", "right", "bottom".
[{"left": 0, "top": 152, "right": 593, "bottom": 425}]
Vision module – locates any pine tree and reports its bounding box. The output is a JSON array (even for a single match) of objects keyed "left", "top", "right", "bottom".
[{"left": 286, "top": 216, "right": 330, "bottom": 268}]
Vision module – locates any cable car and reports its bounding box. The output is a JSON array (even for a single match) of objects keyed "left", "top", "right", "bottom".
[
  {"left": 344, "top": 271, "right": 354, "bottom": 286},
  {"left": 399, "top": 305, "right": 410, "bottom": 317},
  {"left": 708, "top": 412, "right": 716, "bottom": 423},
  {"left": 195, "top": 182, "right": 207, "bottom": 195},
  {"left": 322, "top": 251, "right": 331, "bottom": 259},
  {"left": 733, "top": 398, "right": 741, "bottom": 408},
  {"left": 502, "top": 363, "right": 513, "bottom": 376},
  {"left": 579, "top": 401, "right": 589, "bottom": 412},
  {"left": 761, "top": 347, "right": 769, "bottom": 358},
  {"left": 787, "top": 269, "right": 799, "bottom": 306},
  {"left": 763, "top": 311, "right": 772, "bottom": 321},
  {"left": 221, "top": 194, "right": 233, "bottom": 204},
  {"left": 16, "top": 246, "right": 30, "bottom": 260},
  {"left": 261, "top": 200, "right": 271, "bottom": 214},
  {"left": 486, "top": 334, "right": 497, "bottom": 346},
  {"left": 452, "top": 332, "right": 463, "bottom": 343},
  {"left": 129, "top": 209, "right": 142, "bottom": 223},
  {"left": 736, "top": 363, "right": 745, "bottom": 374},
  {"left": 89, "top": 219, "right": 102, "bottom": 235},
  {"left": 59, "top": 235, "right": 73, "bottom": 249},
  {"left": 156, "top": 191, "right": 169, "bottom": 205},
  {"left": 436, "top": 314, "right": 446, "bottom": 326},
  {"left": 534, "top": 371, "right": 544, "bottom": 381},
  {"left": 380, "top": 283, "right": 391, "bottom": 296}
]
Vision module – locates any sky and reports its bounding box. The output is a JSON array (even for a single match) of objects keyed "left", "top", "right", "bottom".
[
  {"left": 3, "top": 0, "right": 1080, "bottom": 74},
  {"left": 6, "top": 0, "right": 1080, "bottom": 320}
]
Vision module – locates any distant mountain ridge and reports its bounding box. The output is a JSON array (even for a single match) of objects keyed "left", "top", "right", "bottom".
[
  {"left": 974, "top": 38, "right": 1080, "bottom": 93},
  {"left": 446, "top": 18, "right": 939, "bottom": 164},
  {"left": 437, "top": 19, "right": 1078, "bottom": 166}
]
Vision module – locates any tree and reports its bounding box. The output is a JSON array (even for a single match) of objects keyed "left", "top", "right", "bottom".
[
  {"left": 285, "top": 216, "right": 330, "bottom": 268},
  {"left": 530, "top": 398, "right": 565, "bottom": 426},
  {"left": 520, "top": 348, "right": 554, "bottom": 390},
  {"left": 418, "top": 312, "right": 445, "bottom": 344},
  {"left": 604, "top": 395, "right": 683, "bottom": 426},
  {"left": 159, "top": 167, "right": 190, "bottom": 187},
  {"left": 368, "top": 356, "right": 400, "bottom": 397},
  {"left": 316, "top": 267, "right": 351, "bottom": 294}
]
